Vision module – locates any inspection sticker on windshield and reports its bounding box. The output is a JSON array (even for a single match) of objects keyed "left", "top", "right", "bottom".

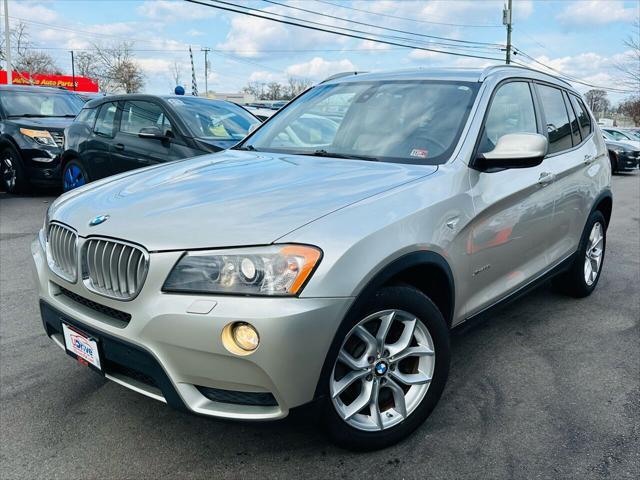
[
  {"left": 410, "top": 148, "right": 429, "bottom": 158},
  {"left": 62, "top": 323, "right": 102, "bottom": 371}
]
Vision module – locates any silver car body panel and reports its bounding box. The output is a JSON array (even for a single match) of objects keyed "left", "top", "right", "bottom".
[{"left": 34, "top": 66, "right": 611, "bottom": 418}]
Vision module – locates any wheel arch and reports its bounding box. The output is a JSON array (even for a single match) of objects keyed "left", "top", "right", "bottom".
[
  {"left": 313, "top": 250, "right": 455, "bottom": 401},
  {"left": 592, "top": 190, "right": 613, "bottom": 229},
  {"left": 0, "top": 135, "right": 22, "bottom": 156}
]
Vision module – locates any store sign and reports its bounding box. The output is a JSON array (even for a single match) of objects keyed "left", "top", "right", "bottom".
[{"left": 0, "top": 71, "right": 99, "bottom": 92}]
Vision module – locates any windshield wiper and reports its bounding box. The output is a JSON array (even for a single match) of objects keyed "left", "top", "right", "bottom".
[
  {"left": 7, "top": 114, "right": 76, "bottom": 118},
  {"left": 235, "top": 145, "right": 258, "bottom": 151},
  {"left": 301, "top": 149, "right": 380, "bottom": 162}
]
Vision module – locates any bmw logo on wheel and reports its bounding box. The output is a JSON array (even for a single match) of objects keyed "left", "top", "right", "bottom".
[{"left": 89, "top": 215, "right": 110, "bottom": 227}]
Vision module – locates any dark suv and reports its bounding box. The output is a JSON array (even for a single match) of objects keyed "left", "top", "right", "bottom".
[
  {"left": 0, "top": 85, "right": 84, "bottom": 193},
  {"left": 61, "top": 95, "right": 259, "bottom": 191}
]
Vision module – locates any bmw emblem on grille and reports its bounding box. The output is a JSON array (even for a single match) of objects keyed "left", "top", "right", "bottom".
[{"left": 89, "top": 215, "right": 110, "bottom": 227}]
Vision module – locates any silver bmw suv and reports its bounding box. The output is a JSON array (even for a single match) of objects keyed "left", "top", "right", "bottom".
[{"left": 32, "top": 66, "right": 611, "bottom": 450}]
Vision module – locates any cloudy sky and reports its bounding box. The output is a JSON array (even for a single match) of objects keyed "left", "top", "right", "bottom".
[{"left": 3, "top": 0, "right": 638, "bottom": 102}]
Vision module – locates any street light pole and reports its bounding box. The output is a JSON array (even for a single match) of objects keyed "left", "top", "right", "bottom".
[
  {"left": 70, "top": 50, "right": 76, "bottom": 90},
  {"left": 3, "top": 0, "right": 12, "bottom": 84},
  {"left": 201, "top": 47, "right": 210, "bottom": 97}
]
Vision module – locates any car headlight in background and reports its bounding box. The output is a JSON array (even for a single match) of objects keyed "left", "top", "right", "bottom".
[
  {"left": 163, "top": 244, "right": 322, "bottom": 296},
  {"left": 20, "top": 128, "right": 57, "bottom": 147}
]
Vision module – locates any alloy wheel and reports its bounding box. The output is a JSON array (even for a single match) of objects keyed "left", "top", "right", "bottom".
[
  {"left": 330, "top": 309, "right": 435, "bottom": 432},
  {"left": 63, "top": 164, "right": 86, "bottom": 191},
  {"left": 584, "top": 221, "right": 604, "bottom": 286},
  {"left": 1, "top": 155, "right": 16, "bottom": 191}
]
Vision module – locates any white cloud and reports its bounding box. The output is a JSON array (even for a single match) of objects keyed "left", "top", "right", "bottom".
[
  {"left": 285, "top": 57, "right": 356, "bottom": 80},
  {"left": 137, "top": 0, "right": 216, "bottom": 21},
  {"left": 249, "top": 71, "right": 282, "bottom": 83},
  {"left": 9, "top": 1, "right": 59, "bottom": 23},
  {"left": 556, "top": 0, "right": 638, "bottom": 25}
]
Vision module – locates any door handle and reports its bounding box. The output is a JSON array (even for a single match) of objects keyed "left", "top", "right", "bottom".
[
  {"left": 584, "top": 154, "right": 594, "bottom": 164},
  {"left": 114, "top": 143, "right": 125, "bottom": 151},
  {"left": 537, "top": 171, "right": 556, "bottom": 185}
]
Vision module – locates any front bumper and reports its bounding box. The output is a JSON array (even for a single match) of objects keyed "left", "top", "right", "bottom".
[
  {"left": 616, "top": 151, "right": 640, "bottom": 170},
  {"left": 31, "top": 236, "right": 351, "bottom": 420}
]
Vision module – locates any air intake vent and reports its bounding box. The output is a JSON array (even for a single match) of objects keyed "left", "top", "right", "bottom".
[
  {"left": 50, "top": 131, "right": 64, "bottom": 148},
  {"left": 82, "top": 238, "right": 149, "bottom": 300},
  {"left": 46, "top": 223, "right": 78, "bottom": 282}
]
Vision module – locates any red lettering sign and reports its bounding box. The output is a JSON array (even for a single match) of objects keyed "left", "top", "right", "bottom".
[{"left": 0, "top": 71, "right": 99, "bottom": 92}]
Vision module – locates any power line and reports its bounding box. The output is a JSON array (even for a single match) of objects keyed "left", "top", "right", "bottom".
[
  {"left": 314, "top": 0, "right": 503, "bottom": 28},
  {"left": 184, "top": 0, "right": 507, "bottom": 62},
  {"left": 262, "top": 0, "right": 503, "bottom": 48},
  {"left": 206, "top": 0, "right": 504, "bottom": 52}
]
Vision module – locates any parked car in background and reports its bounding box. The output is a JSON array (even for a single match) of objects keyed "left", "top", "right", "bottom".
[
  {"left": 0, "top": 85, "right": 84, "bottom": 193},
  {"left": 61, "top": 95, "right": 260, "bottom": 191},
  {"left": 244, "top": 105, "right": 276, "bottom": 122},
  {"left": 34, "top": 66, "right": 612, "bottom": 450},
  {"left": 604, "top": 138, "right": 640, "bottom": 172},
  {"left": 621, "top": 128, "right": 640, "bottom": 140},
  {"left": 602, "top": 127, "right": 640, "bottom": 150}
]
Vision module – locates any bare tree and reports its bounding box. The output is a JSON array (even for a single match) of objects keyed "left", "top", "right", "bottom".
[
  {"left": 615, "top": 20, "right": 640, "bottom": 92},
  {"left": 74, "top": 51, "right": 99, "bottom": 78},
  {"left": 170, "top": 60, "right": 182, "bottom": 87},
  {"left": 618, "top": 97, "right": 640, "bottom": 126},
  {"left": 584, "top": 89, "right": 610, "bottom": 117},
  {"left": 90, "top": 41, "right": 144, "bottom": 93},
  {"left": 284, "top": 77, "right": 312, "bottom": 99},
  {"left": 242, "top": 81, "right": 267, "bottom": 100},
  {"left": 0, "top": 22, "right": 61, "bottom": 77}
]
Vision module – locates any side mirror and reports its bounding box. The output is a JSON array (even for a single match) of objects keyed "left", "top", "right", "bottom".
[
  {"left": 476, "top": 133, "right": 548, "bottom": 170},
  {"left": 138, "top": 126, "right": 165, "bottom": 139}
]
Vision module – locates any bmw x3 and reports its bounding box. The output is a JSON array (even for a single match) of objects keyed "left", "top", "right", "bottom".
[{"left": 32, "top": 66, "right": 612, "bottom": 450}]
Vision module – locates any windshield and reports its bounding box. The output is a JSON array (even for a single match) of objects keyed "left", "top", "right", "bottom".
[
  {"left": 240, "top": 80, "right": 479, "bottom": 164},
  {"left": 0, "top": 90, "right": 83, "bottom": 117},
  {"left": 605, "top": 129, "right": 633, "bottom": 141},
  {"left": 166, "top": 97, "right": 260, "bottom": 141}
]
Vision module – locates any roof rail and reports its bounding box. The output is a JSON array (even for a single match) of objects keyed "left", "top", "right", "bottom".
[
  {"left": 479, "top": 64, "right": 573, "bottom": 88},
  {"left": 319, "top": 71, "right": 367, "bottom": 84}
]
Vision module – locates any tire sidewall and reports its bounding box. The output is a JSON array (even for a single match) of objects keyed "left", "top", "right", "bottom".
[{"left": 322, "top": 285, "right": 450, "bottom": 451}]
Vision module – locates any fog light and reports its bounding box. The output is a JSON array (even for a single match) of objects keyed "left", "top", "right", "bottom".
[{"left": 232, "top": 322, "right": 259, "bottom": 351}]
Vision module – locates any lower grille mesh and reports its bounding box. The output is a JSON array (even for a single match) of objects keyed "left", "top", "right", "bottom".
[{"left": 58, "top": 286, "right": 132, "bottom": 324}]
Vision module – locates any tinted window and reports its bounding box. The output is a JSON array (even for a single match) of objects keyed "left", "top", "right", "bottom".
[
  {"left": 564, "top": 92, "right": 581, "bottom": 146},
  {"left": 604, "top": 129, "right": 633, "bottom": 141},
  {"left": 245, "top": 80, "right": 479, "bottom": 165},
  {"left": 537, "top": 85, "right": 572, "bottom": 154},
  {"left": 569, "top": 95, "right": 591, "bottom": 140},
  {"left": 478, "top": 81, "right": 537, "bottom": 154},
  {"left": 94, "top": 102, "right": 117, "bottom": 137},
  {"left": 121, "top": 101, "right": 172, "bottom": 136},
  {"left": 0, "top": 90, "right": 82, "bottom": 117},
  {"left": 75, "top": 107, "right": 97, "bottom": 127}
]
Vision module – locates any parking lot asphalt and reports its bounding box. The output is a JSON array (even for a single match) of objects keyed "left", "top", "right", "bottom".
[{"left": 0, "top": 173, "right": 638, "bottom": 480}]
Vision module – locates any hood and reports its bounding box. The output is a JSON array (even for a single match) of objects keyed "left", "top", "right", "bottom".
[
  {"left": 52, "top": 150, "right": 436, "bottom": 251},
  {"left": 7, "top": 116, "right": 74, "bottom": 130}
]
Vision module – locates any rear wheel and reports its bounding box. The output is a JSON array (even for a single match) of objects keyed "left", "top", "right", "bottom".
[
  {"left": 323, "top": 285, "right": 450, "bottom": 451},
  {"left": 1, "top": 146, "right": 28, "bottom": 193},
  {"left": 62, "top": 159, "right": 90, "bottom": 192},
  {"left": 553, "top": 210, "right": 606, "bottom": 298}
]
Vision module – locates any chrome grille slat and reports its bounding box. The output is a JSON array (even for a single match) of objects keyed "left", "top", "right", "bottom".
[
  {"left": 46, "top": 223, "right": 78, "bottom": 283},
  {"left": 82, "top": 238, "right": 148, "bottom": 300}
]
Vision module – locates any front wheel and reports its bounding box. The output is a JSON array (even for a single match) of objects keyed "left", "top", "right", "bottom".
[
  {"left": 323, "top": 285, "right": 450, "bottom": 451},
  {"left": 609, "top": 151, "right": 618, "bottom": 174},
  {"left": 62, "top": 159, "right": 90, "bottom": 192},
  {"left": 1, "top": 146, "right": 28, "bottom": 193}
]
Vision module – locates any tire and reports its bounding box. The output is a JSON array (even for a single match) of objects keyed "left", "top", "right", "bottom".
[
  {"left": 0, "top": 145, "right": 28, "bottom": 194},
  {"left": 322, "top": 285, "right": 450, "bottom": 451},
  {"left": 553, "top": 210, "right": 606, "bottom": 298},
  {"left": 62, "top": 159, "right": 90, "bottom": 192},
  {"left": 609, "top": 151, "right": 618, "bottom": 174}
]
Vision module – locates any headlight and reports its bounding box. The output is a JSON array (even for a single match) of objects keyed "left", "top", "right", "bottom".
[
  {"left": 42, "top": 204, "right": 52, "bottom": 241},
  {"left": 163, "top": 244, "right": 322, "bottom": 296},
  {"left": 20, "top": 128, "right": 57, "bottom": 147}
]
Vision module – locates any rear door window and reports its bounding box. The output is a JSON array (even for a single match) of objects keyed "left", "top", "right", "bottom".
[
  {"left": 94, "top": 102, "right": 117, "bottom": 137},
  {"left": 563, "top": 92, "right": 582, "bottom": 146},
  {"left": 121, "top": 101, "right": 172, "bottom": 136},
  {"left": 537, "top": 84, "right": 573, "bottom": 155}
]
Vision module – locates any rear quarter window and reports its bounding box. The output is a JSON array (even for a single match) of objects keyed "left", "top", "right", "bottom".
[
  {"left": 76, "top": 107, "right": 97, "bottom": 127},
  {"left": 569, "top": 95, "right": 592, "bottom": 140}
]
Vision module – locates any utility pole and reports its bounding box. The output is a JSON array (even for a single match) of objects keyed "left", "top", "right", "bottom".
[
  {"left": 70, "top": 50, "right": 76, "bottom": 90},
  {"left": 3, "top": 0, "right": 11, "bottom": 84},
  {"left": 201, "top": 47, "right": 210, "bottom": 97},
  {"left": 503, "top": 0, "right": 513, "bottom": 64}
]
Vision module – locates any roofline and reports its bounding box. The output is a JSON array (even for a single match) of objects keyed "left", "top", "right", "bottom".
[{"left": 480, "top": 64, "right": 574, "bottom": 89}]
